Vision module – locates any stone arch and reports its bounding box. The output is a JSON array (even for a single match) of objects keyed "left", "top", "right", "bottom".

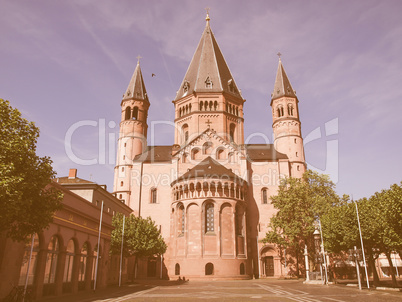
[
  {"left": 202, "top": 141, "right": 212, "bottom": 155},
  {"left": 18, "top": 233, "right": 41, "bottom": 287},
  {"left": 187, "top": 203, "right": 201, "bottom": 255},
  {"left": 220, "top": 203, "right": 234, "bottom": 255},
  {"left": 216, "top": 148, "right": 225, "bottom": 160},
  {"left": 260, "top": 245, "right": 277, "bottom": 277},
  {"left": 191, "top": 148, "right": 201, "bottom": 160}
]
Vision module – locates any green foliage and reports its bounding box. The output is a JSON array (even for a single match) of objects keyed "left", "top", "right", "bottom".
[
  {"left": 263, "top": 170, "right": 340, "bottom": 272},
  {"left": 110, "top": 213, "right": 167, "bottom": 258},
  {"left": 0, "top": 99, "right": 63, "bottom": 241}
]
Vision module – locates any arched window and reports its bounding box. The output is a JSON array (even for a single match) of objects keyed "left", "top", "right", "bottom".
[
  {"left": 191, "top": 148, "right": 200, "bottom": 160},
  {"left": 44, "top": 236, "right": 60, "bottom": 287},
  {"left": 178, "top": 204, "right": 185, "bottom": 235},
  {"left": 235, "top": 204, "right": 244, "bottom": 236},
  {"left": 182, "top": 153, "right": 187, "bottom": 163},
  {"left": 63, "top": 239, "right": 76, "bottom": 292},
  {"left": 205, "top": 203, "right": 214, "bottom": 233},
  {"left": 200, "top": 101, "right": 203, "bottom": 111},
  {"left": 205, "top": 263, "right": 214, "bottom": 275},
  {"left": 182, "top": 124, "right": 189, "bottom": 144},
  {"left": 277, "top": 106, "right": 284, "bottom": 117},
  {"left": 214, "top": 101, "right": 218, "bottom": 111},
  {"left": 125, "top": 107, "right": 131, "bottom": 120},
  {"left": 216, "top": 148, "right": 224, "bottom": 160},
  {"left": 150, "top": 188, "right": 157, "bottom": 204},
  {"left": 288, "top": 104, "right": 294, "bottom": 116},
  {"left": 18, "top": 234, "right": 39, "bottom": 286},
  {"left": 236, "top": 107, "right": 239, "bottom": 116},
  {"left": 203, "top": 142, "right": 212, "bottom": 155},
  {"left": 78, "top": 242, "right": 89, "bottom": 289},
  {"left": 262, "top": 188, "right": 268, "bottom": 204},
  {"left": 179, "top": 107, "right": 182, "bottom": 117},
  {"left": 175, "top": 263, "right": 180, "bottom": 275},
  {"left": 230, "top": 124, "right": 236, "bottom": 142},
  {"left": 132, "top": 107, "right": 139, "bottom": 120},
  {"left": 209, "top": 101, "right": 213, "bottom": 111}
]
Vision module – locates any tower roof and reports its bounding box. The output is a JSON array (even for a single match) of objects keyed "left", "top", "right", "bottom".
[
  {"left": 174, "top": 15, "right": 242, "bottom": 101},
  {"left": 123, "top": 60, "right": 149, "bottom": 102},
  {"left": 271, "top": 58, "right": 297, "bottom": 102}
]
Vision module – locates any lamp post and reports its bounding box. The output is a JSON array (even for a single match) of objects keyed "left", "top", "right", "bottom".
[{"left": 314, "top": 228, "right": 323, "bottom": 283}]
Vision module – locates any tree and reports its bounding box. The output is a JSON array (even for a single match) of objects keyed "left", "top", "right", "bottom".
[
  {"left": 263, "top": 170, "right": 340, "bottom": 276},
  {"left": 0, "top": 99, "right": 63, "bottom": 241},
  {"left": 110, "top": 213, "right": 167, "bottom": 277}
]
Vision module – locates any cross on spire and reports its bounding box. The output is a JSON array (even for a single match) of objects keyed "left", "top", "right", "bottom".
[
  {"left": 205, "top": 7, "right": 210, "bottom": 22},
  {"left": 136, "top": 55, "right": 142, "bottom": 64},
  {"left": 277, "top": 52, "right": 282, "bottom": 60},
  {"left": 205, "top": 119, "right": 212, "bottom": 128}
]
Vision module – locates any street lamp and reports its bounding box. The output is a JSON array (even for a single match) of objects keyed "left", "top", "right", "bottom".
[{"left": 314, "top": 228, "right": 323, "bottom": 282}]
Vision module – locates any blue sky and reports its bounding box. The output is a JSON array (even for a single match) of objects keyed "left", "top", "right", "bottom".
[{"left": 1, "top": 0, "right": 401, "bottom": 199}]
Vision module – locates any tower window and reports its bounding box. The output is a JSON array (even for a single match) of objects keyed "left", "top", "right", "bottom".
[
  {"left": 229, "top": 123, "right": 236, "bottom": 142},
  {"left": 125, "top": 107, "right": 131, "bottom": 120},
  {"left": 294, "top": 138, "right": 297, "bottom": 144},
  {"left": 262, "top": 188, "right": 268, "bottom": 204},
  {"left": 296, "top": 152, "right": 298, "bottom": 157},
  {"left": 200, "top": 101, "right": 203, "bottom": 111},
  {"left": 205, "top": 77, "right": 212, "bottom": 89},
  {"left": 150, "top": 188, "right": 157, "bottom": 204},
  {"left": 132, "top": 107, "right": 138, "bottom": 120},
  {"left": 214, "top": 101, "right": 218, "bottom": 110},
  {"left": 277, "top": 106, "right": 284, "bottom": 117},
  {"left": 120, "top": 181, "right": 123, "bottom": 186},
  {"left": 182, "top": 124, "right": 189, "bottom": 144},
  {"left": 288, "top": 104, "right": 294, "bottom": 116},
  {"left": 205, "top": 203, "right": 214, "bottom": 233},
  {"left": 183, "top": 80, "right": 190, "bottom": 93},
  {"left": 178, "top": 204, "right": 185, "bottom": 235},
  {"left": 119, "top": 194, "right": 122, "bottom": 199}
]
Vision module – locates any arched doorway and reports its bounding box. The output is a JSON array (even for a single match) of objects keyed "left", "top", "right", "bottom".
[
  {"left": 147, "top": 257, "right": 157, "bottom": 278},
  {"left": 18, "top": 234, "right": 40, "bottom": 287},
  {"left": 260, "top": 246, "right": 277, "bottom": 277},
  {"left": 43, "top": 236, "right": 60, "bottom": 296}
]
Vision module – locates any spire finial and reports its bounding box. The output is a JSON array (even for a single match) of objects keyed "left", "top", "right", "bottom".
[
  {"left": 277, "top": 52, "right": 282, "bottom": 61},
  {"left": 205, "top": 7, "right": 210, "bottom": 23},
  {"left": 136, "top": 55, "right": 142, "bottom": 64}
]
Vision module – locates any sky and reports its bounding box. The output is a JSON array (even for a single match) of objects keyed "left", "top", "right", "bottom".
[{"left": 1, "top": 0, "right": 401, "bottom": 199}]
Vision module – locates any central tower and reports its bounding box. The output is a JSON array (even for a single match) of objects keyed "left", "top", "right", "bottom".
[{"left": 173, "top": 14, "right": 245, "bottom": 146}]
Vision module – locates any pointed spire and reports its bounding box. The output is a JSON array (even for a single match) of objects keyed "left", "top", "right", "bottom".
[
  {"left": 272, "top": 55, "right": 296, "bottom": 101},
  {"left": 123, "top": 57, "right": 148, "bottom": 102},
  {"left": 175, "top": 13, "right": 242, "bottom": 101}
]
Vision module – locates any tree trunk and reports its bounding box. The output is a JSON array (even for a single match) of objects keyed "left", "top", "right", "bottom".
[
  {"left": 295, "top": 247, "right": 300, "bottom": 278},
  {"left": 385, "top": 251, "right": 397, "bottom": 287},
  {"left": 368, "top": 251, "right": 380, "bottom": 286}
]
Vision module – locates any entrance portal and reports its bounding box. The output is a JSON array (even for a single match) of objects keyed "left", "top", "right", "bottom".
[{"left": 264, "top": 256, "right": 274, "bottom": 276}]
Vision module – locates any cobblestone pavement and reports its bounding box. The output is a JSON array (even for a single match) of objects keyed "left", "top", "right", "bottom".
[{"left": 38, "top": 279, "right": 402, "bottom": 302}]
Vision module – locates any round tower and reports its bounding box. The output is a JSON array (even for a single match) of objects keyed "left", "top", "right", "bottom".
[
  {"left": 114, "top": 59, "right": 150, "bottom": 207},
  {"left": 271, "top": 57, "right": 306, "bottom": 178}
]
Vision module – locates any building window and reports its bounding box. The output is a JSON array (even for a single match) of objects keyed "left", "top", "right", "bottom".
[
  {"left": 120, "top": 181, "right": 123, "bottom": 186},
  {"left": 203, "top": 142, "right": 212, "bottom": 155},
  {"left": 125, "top": 107, "right": 131, "bottom": 120},
  {"left": 178, "top": 204, "right": 185, "bottom": 235},
  {"left": 132, "top": 107, "right": 139, "bottom": 120},
  {"left": 288, "top": 104, "right": 294, "bottom": 116},
  {"left": 150, "top": 188, "right": 157, "bottom": 204},
  {"left": 78, "top": 242, "right": 89, "bottom": 285},
  {"left": 262, "top": 188, "right": 268, "bottom": 204},
  {"left": 205, "top": 203, "right": 214, "bottom": 233},
  {"left": 230, "top": 123, "right": 236, "bottom": 142},
  {"left": 205, "top": 76, "right": 212, "bottom": 89},
  {"left": 216, "top": 148, "right": 224, "bottom": 160},
  {"left": 44, "top": 236, "right": 59, "bottom": 286},
  {"left": 191, "top": 148, "right": 200, "bottom": 160},
  {"left": 182, "top": 124, "right": 189, "bottom": 144},
  {"left": 277, "top": 106, "right": 284, "bottom": 117},
  {"left": 240, "top": 263, "right": 245, "bottom": 275},
  {"left": 205, "top": 263, "right": 214, "bottom": 275},
  {"left": 175, "top": 263, "right": 180, "bottom": 275},
  {"left": 18, "top": 234, "right": 39, "bottom": 286},
  {"left": 235, "top": 205, "right": 244, "bottom": 236},
  {"left": 63, "top": 239, "right": 75, "bottom": 288}
]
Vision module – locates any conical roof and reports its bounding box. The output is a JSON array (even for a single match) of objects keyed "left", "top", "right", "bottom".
[
  {"left": 123, "top": 61, "right": 149, "bottom": 102},
  {"left": 271, "top": 58, "right": 296, "bottom": 102},
  {"left": 174, "top": 16, "right": 242, "bottom": 101}
]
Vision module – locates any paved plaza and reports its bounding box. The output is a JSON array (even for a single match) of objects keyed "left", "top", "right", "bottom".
[{"left": 38, "top": 279, "right": 402, "bottom": 302}]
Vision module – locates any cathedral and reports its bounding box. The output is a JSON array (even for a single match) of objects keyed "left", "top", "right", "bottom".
[{"left": 113, "top": 13, "right": 306, "bottom": 279}]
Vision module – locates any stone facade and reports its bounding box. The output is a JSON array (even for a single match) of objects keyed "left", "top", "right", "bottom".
[{"left": 113, "top": 16, "right": 306, "bottom": 279}]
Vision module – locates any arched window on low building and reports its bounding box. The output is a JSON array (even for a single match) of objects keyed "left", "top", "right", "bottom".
[
  {"left": 63, "top": 239, "right": 76, "bottom": 293},
  {"left": 175, "top": 263, "right": 180, "bottom": 275},
  {"left": 18, "top": 234, "right": 40, "bottom": 286},
  {"left": 203, "top": 142, "right": 212, "bottom": 155},
  {"left": 78, "top": 242, "right": 90, "bottom": 290},
  {"left": 43, "top": 236, "right": 60, "bottom": 295}
]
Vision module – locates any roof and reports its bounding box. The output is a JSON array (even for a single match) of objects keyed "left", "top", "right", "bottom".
[
  {"left": 271, "top": 58, "right": 297, "bottom": 103},
  {"left": 123, "top": 61, "right": 149, "bottom": 102},
  {"left": 244, "top": 144, "right": 288, "bottom": 161},
  {"left": 174, "top": 17, "right": 242, "bottom": 101},
  {"left": 172, "top": 156, "right": 245, "bottom": 185},
  {"left": 56, "top": 177, "right": 95, "bottom": 184},
  {"left": 133, "top": 145, "right": 173, "bottom": 163}
]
